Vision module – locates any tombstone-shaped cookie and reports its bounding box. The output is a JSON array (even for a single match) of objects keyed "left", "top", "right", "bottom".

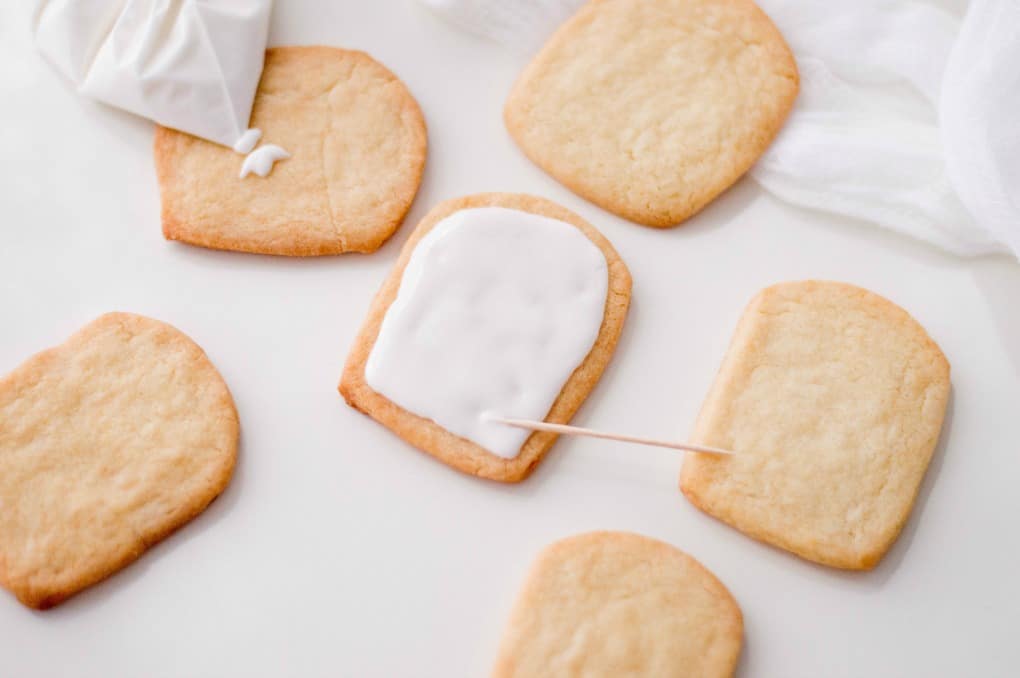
[
  {"left": 0, "top": 313, "right": 238, "bottom": 608},
  {"left": 681, "top": 281, "right": 951, "bottom": 569},
  {"left": 505, "top": 0, "right": 798, "bottom": 227},
  {"left": 155, "top": 46, "right": 427, "bottom": 255},
  {"left": 493, "top": 532, "right": 743, "bottom": 677},
  {"left": 340, "top": 193, "right": 631, "bottom": 482}
]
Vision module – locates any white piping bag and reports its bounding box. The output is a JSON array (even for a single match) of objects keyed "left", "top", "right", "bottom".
[{"left": 33, "top": 0, "right": 272, "bottom": 149}]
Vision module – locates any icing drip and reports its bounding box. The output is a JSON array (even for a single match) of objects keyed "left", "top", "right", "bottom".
[
  {"left": 233, "top": 128, "right": 262, "bottom": 154},
  {"left": 239, "top": 144, "right": 290, "bottom": 178}
]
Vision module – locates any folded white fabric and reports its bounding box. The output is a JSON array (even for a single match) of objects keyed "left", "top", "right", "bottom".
[
  {"left": 33, "top": 0, "right": 272, "bottom": 148},
  {"left": 754, "top": 0, "right": 1017, "bottom": 258},
  {"left": 420, "top": 0, "right": 1019, "bottom": 259},
  {"left": 939, "top": 1, "right": 1020, "bottom": 258}
]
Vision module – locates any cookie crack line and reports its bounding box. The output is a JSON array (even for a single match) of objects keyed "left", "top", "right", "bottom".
[
  {"left": 320, "top": 79, "right": 344, "bottom": 251},
  {"left": 316, "top": 62, "right": 374, "bottom": 252}
]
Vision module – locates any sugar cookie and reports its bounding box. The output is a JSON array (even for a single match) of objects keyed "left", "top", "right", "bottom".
[
  {"left": 0, "top": 313, "right": 238, "bottom": 608},
  {"left": 505, "top": 0, "right": 798, "bottom": 227},
  {"left": 493, "top": 532, "right": 743, "bottom": 677},
  {"left": 339, "top": 193, "right": 631, "bottom": 482},
  {"left": 681, "top": 281, "right": 951, "bottom": 569},
  {"left": 155, "top": 46, "right": 427, "bottom": 255}
]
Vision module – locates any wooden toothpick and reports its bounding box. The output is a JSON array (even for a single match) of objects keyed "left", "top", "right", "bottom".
[{"left": 488, "top": 417, "right": 736, "bottom": 456}]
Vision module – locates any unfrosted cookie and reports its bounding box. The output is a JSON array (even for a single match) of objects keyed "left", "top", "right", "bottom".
[
  {"left": 339, "top": 193, "right": 631, "bottom": 483},
  {"left": 0, "top": 313, "right": 238, "bottom": 608},
  {"left": 492, "top": 532, "right": 743, "bottom": 677},
  {"left": 681, "top": 281, "right": 951, "bottom": 569},
  {"left": 154, "top": 46, "right": 427, "bottom": 256},
  {"left": 505, "top": 0, "right": 798, "bottom": 227}
]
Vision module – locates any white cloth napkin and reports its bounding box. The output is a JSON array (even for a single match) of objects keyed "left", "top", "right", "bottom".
[
  {"left": 420, "top": 0, "right": 1020, "bottom": 259},
  {"left": 33, "top": 0, "right": 272, "bottom": 148}
]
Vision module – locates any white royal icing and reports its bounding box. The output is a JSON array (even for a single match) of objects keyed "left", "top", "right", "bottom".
[
  {"left": 365, "top": 206, "right": 609, "bottom": 459},
  {"left": 233, "top": 128, "right": 263, "bottom": 154},
  {"left": 239, "top": 144, "right": 290, "bottom": 178}
]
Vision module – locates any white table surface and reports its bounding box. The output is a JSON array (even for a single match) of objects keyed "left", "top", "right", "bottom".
[{"left": 2, "top": 2, "right": 1018, "bottom": 676}]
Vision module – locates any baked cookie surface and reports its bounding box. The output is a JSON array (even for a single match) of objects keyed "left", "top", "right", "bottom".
[
  {"left": 681, "top": 281, "right": 951, "bottom": 569},
  {"left": 505, "top": 0, "right": 797, "bottom": 227},
  {"left": 0, "top": 313, "right": 238, "bottom": 608},
  {"left": 492, "top": 532, "right": 742, "bottom": 678},
  {"left": 155, "top": 46, "right": 427, "bottom": 256},
  {"left": 339, "top": 193, "right": 631, "bottom": 483}
]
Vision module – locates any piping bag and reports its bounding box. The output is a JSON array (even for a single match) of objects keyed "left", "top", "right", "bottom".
[{"left": 33, "top": 0, "right": 274, "bottom": 157}]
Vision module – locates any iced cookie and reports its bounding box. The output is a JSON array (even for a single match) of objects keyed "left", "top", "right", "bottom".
[
  {"left": 155, "top": 46, "right": 427, "bottom": 256},
  {"left": 505, "top": 0, "right": 798, "bottom": 227},
  {"left": 492, "top": 532, "right": 743, "bottom": 678},
  {"left": 339, "top": 193, "right": 631, "bottom": 482},
  {"left": 0, "top": 313, "right": 238, "bottom": 608},
  {"left": 681, "top": 281, "right": 951, "bottom": 569}
]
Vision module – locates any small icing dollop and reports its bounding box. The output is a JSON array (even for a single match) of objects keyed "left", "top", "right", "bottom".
[
  {"left": 239, "top": 144, "right": 290, "bottom": 178},
  {"left": 232, "top": 128, "right": 263, "bottom": 154}
]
